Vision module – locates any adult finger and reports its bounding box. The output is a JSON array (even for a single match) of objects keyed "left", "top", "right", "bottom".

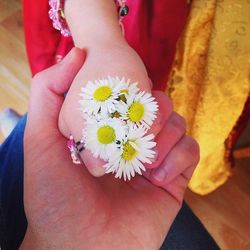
[
  {"left": 27, "top": 48, "right": 86, "bottom": 131},
  {"left": 146, "top": 91, "right": 173, "bottom": 137},
  {"left": 150, "top": 135, "right": 200, "bottom": 185},
  {"left": 145, "top": 112, "right": 186, "bottom": 169}
]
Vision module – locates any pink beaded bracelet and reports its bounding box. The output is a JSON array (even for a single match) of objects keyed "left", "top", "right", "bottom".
[
  {"left": 48, "top": 0, "right": 71, "bottom": 37},
  {"left": 48, "top": 0, "right": 128, "bottom": 37}
]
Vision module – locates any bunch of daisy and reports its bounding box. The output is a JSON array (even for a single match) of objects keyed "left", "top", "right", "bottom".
[{"left": 79, "top": 77, "right": 158, "bottom": 181}]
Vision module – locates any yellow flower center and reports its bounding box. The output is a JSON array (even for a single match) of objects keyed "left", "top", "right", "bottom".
[
  {"left": 128, "top": 102, "right": 144, "bottom": 122},
  {"left": 93, "top": 86, "right": 112, "bottom": 101},
  {"left": 97, "top": 126, "right": 116, "bottom": 144},
  {"left": 122, "top": 142, "right": 137, "bottom": 161}
]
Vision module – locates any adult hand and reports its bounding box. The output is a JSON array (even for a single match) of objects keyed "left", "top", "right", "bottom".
[{"left": 21, "top": 48, "right": 199, "bottom": 249}]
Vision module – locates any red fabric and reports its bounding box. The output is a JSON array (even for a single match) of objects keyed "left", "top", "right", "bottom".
[
  {"left": 124, "top": 0, "right": 188, "bottom": 90},
  {"left": 23, "top": 0, "right": 61, "bottom": 75},
  {"left": 22, "top": 0, "right": 249, "bottom": 164},
  {"left": 23, "top": 0, "right": 188, "bottom": 90}
]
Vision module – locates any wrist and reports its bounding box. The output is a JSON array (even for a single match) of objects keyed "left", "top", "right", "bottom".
[
  {"left": 20, "top": 226, "right": 83, "bottom": 250},
  {"left": 65, "top": 0, "right": 125, "bottom": 48}
]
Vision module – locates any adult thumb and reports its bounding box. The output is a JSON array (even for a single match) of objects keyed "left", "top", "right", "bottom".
[{"left": 27, "top": 48, "right": 86, "bottom": 130}]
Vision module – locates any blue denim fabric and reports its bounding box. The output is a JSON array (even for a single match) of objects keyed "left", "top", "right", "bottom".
[
  {"left": 0, "top": 116, "right": 219, "bottom": 250},
  {"left": 0, "top": 115, "right": 27, "bottom": 250},
  {"left": 161, "top": 202, "right": 219, "bottom": 250}
]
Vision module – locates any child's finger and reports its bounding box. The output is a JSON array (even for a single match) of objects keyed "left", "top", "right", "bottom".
[
  {"left": 79, "top": 150, "right": 106, "bottom": 177},
  {"left": 60, "top": 116, "right": 106, "bottom": 177}
]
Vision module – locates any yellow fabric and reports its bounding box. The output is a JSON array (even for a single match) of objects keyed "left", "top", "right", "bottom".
[{"left": 167, "top": 0, "right": 250, "bottom": 195}]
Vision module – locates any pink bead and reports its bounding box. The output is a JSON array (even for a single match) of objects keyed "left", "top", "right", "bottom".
[
  {"left": 48, "top": 0, "right": 71, "bottom": 37},
  {"left": 67, "top": 137, "right": 74, "bottom": 150}
]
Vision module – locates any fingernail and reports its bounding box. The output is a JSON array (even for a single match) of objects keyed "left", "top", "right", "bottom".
[
  {"left": 153, "top": 168, "right": 166, "bottom": 182},
  {"left": 91, "top": 166, "right": 106, "bottom": 177},
  {"left": 80, "top": 150, "right": 106, "bottom": 177}
]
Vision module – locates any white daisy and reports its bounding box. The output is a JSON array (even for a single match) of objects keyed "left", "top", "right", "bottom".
[
  {"left": 104, "top": 125, "right": 157, "bottom": 181},
  {"left": 118, "top": 91, "right": 158, "bottom": 129},
  {"left": 84, "top": 118, "right": 127, "bottom": 161},
  {"left": 79, "top": 77, "right": 123, "bottom": 115},
  {"left": 82, "top": 110, "right": 110, "bottom": 122},
  {"left": 114, "top": 77, "right": 139, "bottom": 102}
]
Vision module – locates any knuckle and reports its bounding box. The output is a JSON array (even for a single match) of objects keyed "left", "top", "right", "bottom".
[
  {"left": 176, "top": 113, "right": 187, "bottom": 130},
  {"left": 183, "top": 135, "right": 200, "bottom": 165},
  {"left": 30, "top": 74, "right": 41, "bottom": 94},
  {"left": 166, "top": 96, "right": 173, "bottom": 114},
  {"left": 170, "top": 113, "right": 186, "bottom": 136},
  {"left": 31, "top": 71, "right": 47, "bottom": 90},
  {"left": 152, "top": 90, "right": 173, "bottom": 118},
  {"left": 32, "top": 72, "right": 44, "bottom": 84}
]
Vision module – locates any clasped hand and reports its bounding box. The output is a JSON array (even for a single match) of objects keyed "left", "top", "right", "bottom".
[{"left": 21, "top": 48, "right": 199, "bottom": 250}]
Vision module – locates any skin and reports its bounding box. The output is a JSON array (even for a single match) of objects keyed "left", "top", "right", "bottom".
[
  {"left": 59, "top": 0, "right": 199, "bottom": 184},
  {"left": 21, "top": 48, "right": 199, "bottom": 249}
]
